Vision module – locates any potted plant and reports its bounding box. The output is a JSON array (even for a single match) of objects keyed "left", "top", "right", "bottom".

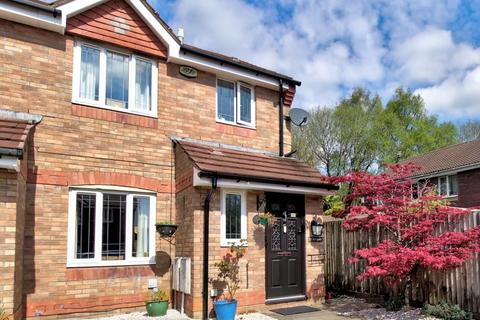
[
  {"left": 258, "top": 212, "right": 275, "bottom": 225},
  {"left": 155, "top": 221, "right": 178, "bottom": 237},
  {"left": 145, "top": 288, "right": 169, "bottom": 317},
  {"left": 209, "top": 240, "right": 246, "bottom": 320}
]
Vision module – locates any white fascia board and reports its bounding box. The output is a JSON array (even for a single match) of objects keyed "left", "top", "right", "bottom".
[
  {"left": 126, "top": 0, "right": 180, "bottom": 56},
  {"left": 0, "top": 1, "right": 63, "bottom": 33},
  {"left": 193, "top": 168, "right": 334, "bottom": 196},
  {"left": 0, "top": 156, "right": 19, "bottom": 172},
  {"left": 170, "top": 53, "right": 289, "bottom": 92},
  {"left": 56, "top": 0, "right": 108, "bottom": 30}
]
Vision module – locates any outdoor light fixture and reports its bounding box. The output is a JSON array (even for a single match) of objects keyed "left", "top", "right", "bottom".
[{"left": 310, "top": 220, "right": 324, "bottom": 242}]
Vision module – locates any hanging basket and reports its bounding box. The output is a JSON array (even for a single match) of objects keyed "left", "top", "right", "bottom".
[{"left": 155, "top": 223, "right": 178, "bottom": 237}]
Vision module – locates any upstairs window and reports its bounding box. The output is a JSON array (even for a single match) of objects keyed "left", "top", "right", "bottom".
[
  {"left": 216, "top": 79, "right": 255, "bottom": 127},
  {"left": 73, "top": 42, "right": 158, "bottom": 117},
  {"left": 438, "top": 174, "right": 458, "bottom": 197},
  {"left": 68, "top": 188, "right": 156, "bottom": 267}
]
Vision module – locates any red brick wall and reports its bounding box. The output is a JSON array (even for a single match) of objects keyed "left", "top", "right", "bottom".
[
  {"left": 66, "top": 0, "right": 168, "bottom": 58},
  {"left": 0, "top": 3, "right": 295, "bottom": 316},
  {"left": 456, "top": 168, "right": 480, "bottom": 208},
  {"left": 0, "top": 168, "right": 27, "bottom": 320}
]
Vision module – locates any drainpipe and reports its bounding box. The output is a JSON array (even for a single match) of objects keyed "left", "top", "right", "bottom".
[
  {"left": 278, "top": 80, "right": 284, "bottom": 157},
  {"left": 202, "top": 176, "right": 218, "bottom": 320}
]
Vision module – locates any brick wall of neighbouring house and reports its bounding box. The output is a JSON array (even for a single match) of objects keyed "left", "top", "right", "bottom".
[
  {"left": 0, "top": 9, "right": 292, "bottom": 318},
  {"left": 0, "top": 168, "right": 27, "bottom": 320},
  {"left": 456, "top": 168, "right": 480, "bottom": 208}
]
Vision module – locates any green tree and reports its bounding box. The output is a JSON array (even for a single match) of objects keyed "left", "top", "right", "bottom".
[
  {"left": 293, "top": 87, "right": 457, "bottom": 175},
  {"left": 380, "top": 88, "right": 457, "bottom": 164},
  {"left": 293, "top": 88, "right": 383, "bottom": 176}
]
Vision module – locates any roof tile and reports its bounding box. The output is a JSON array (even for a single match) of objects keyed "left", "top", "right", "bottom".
[
  {"left": 401, "top": 140, "right": 480, "bottom": 177},
  {"left": 176, "top": 140, "right": 336, "bottom": 189},
  {"left": 0, "top": 118, "right": 34, "bottom": 152}
]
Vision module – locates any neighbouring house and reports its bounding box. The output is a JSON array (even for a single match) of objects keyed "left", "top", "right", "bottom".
[
  {"left": 0, "top": 1, "right": 337, "bottom": 319},
  {"left": 402, "top": 139, "right": 480, "bottom": 208}
]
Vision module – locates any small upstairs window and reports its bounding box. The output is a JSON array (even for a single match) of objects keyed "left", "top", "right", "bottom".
[
  {"left": 73, "top": 42, "right": 158, "bottom": 117},
  {"left": 216, "top": 79, "right": 255, "bottom": 127}
]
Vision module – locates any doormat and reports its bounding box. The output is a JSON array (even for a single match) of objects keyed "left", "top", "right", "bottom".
[{"left": 270, "top": 305, "right": 320, "bottom": 315}]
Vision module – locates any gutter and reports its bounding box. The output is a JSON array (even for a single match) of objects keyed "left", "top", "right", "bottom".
[
  {"left": 0, "top": 156, "right": 19, "bottom": 171},
  {"left": 11, "top": 0, "right": 59, "bottom": 14},
  {"left": 202, "top": 176, "right": 218, "bottom": 320},
  {"left": 180, "top": 45, "right": 301, "bottom": 87}
]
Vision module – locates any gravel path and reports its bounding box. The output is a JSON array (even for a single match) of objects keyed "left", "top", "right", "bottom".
[
  {"left": 94, "top": 310, "right": 276, "bottom": 320},
  {"left": 326, "top": 296, "right": 439, "bottom": 320}
]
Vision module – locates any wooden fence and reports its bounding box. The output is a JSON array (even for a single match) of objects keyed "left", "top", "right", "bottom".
[{"left": 324, "top": 211, "right": 480, "bottom": 315}]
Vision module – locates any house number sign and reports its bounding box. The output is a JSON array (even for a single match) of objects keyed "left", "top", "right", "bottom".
[{"left": 179, "top": 66, "right": 198, "bottom": 78}]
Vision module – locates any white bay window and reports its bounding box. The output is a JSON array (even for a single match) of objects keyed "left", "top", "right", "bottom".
[
  {"left": 73, "top": 42, "right": 158, "bottom": 117},
  {"left": 67, "top": 188, "right": 156, "bottom": 267},
  {"left": 216, "top": 79, "right": 255, "bottom": 127}
]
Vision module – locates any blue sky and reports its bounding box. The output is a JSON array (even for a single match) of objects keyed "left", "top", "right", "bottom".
[{"left": 150, "top": 0, "right": 480, "bottom": 123}]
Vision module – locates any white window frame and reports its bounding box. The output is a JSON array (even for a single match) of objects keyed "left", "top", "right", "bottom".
[
  {"left": 220, "top": 189, "right": 248, "bottom": 247},
  {"left": 72, "top": 41, "right": 158, "bottom": 118},
  {"left": 437, "top": 174, "right": 458, "bottom": 197},
  {"left": 67, "top": 187, "right": 156, "bottom": 267},
  {"left": 216, "top": 78, "right": 255, "bottom": 128}
]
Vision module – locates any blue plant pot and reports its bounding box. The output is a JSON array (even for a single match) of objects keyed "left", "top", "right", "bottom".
[{"left": 213, "top": 299, "right": 237, "bottom": 320}]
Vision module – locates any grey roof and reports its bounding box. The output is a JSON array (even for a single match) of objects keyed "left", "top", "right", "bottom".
[{"left": 401, "top": 140, "right": 480, "bottom": 177}]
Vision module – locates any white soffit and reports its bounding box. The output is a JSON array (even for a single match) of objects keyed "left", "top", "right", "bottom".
[{"left": 192, "top": 168, "right": 335, "bottom": 196}]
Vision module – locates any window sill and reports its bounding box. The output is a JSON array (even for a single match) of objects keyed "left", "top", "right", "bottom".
[
  {"left": 216, "top": 119, "right": 256, "bottom": 130},
  {"left": 442, "top": 195, "right": 458, "bottom": 200},
  {"left": 66, "top": 264, "right": 156, "bottom": 281},
  {"left": 220, "top": 240, "right": 248, "bottom": 248},
  {"left": 72, "top": 98, "right": 157, "bottom": 118},
  {"left": 67, "top": 259, "right": 155, "bottom": 268}
]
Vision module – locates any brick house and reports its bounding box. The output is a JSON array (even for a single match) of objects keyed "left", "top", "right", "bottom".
[
  {"left": 403, "top": 139, "right": 480, "bottom": 208},
  {"left": 0, "top": 0, "right": 336, "bottom": 319}
]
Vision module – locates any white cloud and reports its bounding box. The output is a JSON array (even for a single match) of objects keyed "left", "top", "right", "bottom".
[
  {"left": 392, "top": 28, "right": 480, "bottom": 86},
  {"left": 156, "top": 0, "right": 480, "bottom": 120},
  {"left": 415, "top": 67, "right": 480, "bottom": 118}
]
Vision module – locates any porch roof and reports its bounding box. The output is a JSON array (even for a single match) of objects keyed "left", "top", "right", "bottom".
[
  {"left": 0, "top": 117, "right": 34, "bottom": 158},
  {"left": 176, "top": 139, "right": 337, "bottom": 190}
]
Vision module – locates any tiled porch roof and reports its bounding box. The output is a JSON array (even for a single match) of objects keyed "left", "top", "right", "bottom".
[
  {"left": 0, "top": 118, "right": 34, "bottom": 157},
  {"left": 176, "top": 139, "right": 337, "bottom": 189}
]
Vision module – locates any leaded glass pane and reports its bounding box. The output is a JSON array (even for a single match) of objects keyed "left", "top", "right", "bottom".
[
  {"left": 225, "top": 194, "right": 241, "bottom": 239},
  {"left": 102, "top": 194, "right": 126, "bottom": 260},
  {"left": 76, "top": 193, "right": 96, "bottom": 259}
]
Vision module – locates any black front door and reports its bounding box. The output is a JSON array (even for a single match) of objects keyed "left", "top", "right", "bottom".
[{"left": 265, "top": 193, "right": 305, "bottom": 300}]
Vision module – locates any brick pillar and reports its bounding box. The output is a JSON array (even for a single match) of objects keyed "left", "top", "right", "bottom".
[{"left": 0, "top": 169, "right": 27, "bottom": 319}]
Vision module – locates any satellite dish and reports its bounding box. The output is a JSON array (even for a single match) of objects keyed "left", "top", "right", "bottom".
[{"left": 289, "top": 108, "right": 309, "bottom": 126}]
